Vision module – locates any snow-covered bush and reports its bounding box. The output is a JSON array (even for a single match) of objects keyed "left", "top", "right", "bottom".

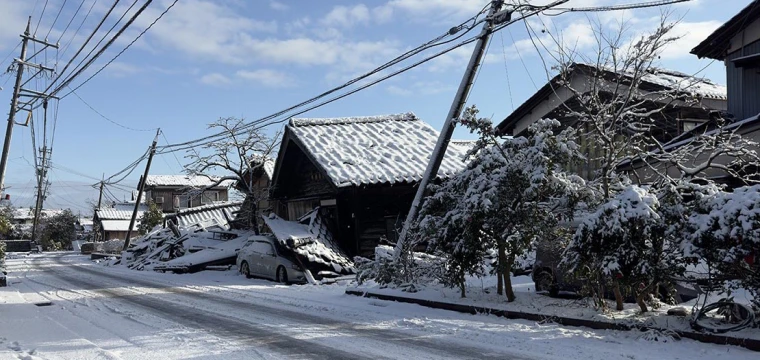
[
  {"left": 562, "top": 185, "right": 684, "bottom": 312},
  {"left": 416, "top": 109, "right": 586, "bottom": 301},
  {"left": 686, "top": 185, "right": 760, "bottom": 307}
]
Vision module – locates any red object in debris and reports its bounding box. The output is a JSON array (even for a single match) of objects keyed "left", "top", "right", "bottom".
[
  {"left": 745, "top": 253, "right": 755, "bottom": 266},
  {"left": 4, "top": 194, "right": 8, "bottom": 200}
]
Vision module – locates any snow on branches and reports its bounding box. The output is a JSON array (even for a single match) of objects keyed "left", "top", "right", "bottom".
[{"left": 415, "top": 107, "right": 585, "bottom": 301}]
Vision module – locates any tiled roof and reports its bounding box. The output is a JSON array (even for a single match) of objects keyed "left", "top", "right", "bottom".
[
  {"left": 174, "top": 201, "right": 241, "bottom": 228},
  {"left": 289, "top": 112, "right": 474, "bottom": 187},
  {"left": 144, "top": 175, "right": 235, "bottom": 188},
  {"left": 639, "top": 67, "right": 726, "bottom": 100}
]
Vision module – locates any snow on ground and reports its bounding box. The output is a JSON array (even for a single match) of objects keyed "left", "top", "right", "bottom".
[
  {"left": 1, "top": 252, "right": 756, "bottom": 359},
  {"left": 352, "top": 273, "right": 759, "bottom": 343}
]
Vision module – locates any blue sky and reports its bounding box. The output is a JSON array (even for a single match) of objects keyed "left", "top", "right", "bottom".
[{"left": 0, "top": 0, "right": 750, "bottom": 214}]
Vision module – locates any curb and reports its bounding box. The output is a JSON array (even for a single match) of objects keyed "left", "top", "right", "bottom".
[{"left": 345, "top": 289, "right": 760, "bottom": 352}]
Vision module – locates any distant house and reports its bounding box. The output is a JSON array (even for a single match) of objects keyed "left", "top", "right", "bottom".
[
  {"left": 620, "top": 1, "right": 760, "bottom": 186},
  {"left": 269, "top": 113, "right": 473, "bottom": 257},
  {"left": 140, "top": 175, "right": 234, "bottom": 213},
  {"left": 165, "top": 201, "right": 242, "bottom": 230},
  {"left": 11, "top": 208, "right": 64, "bottom": 225},
  {"left": 93, "top": 202, "right": 147, "bottom": 241},
  {"left": 495, "top": 63, "right": 727, "bottom": 180}
]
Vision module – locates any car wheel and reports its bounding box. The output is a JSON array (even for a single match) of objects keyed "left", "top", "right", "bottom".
[
  {"left": 276, "top": 266, "right": 288, "bottom": 284},
  {"left": 535, "top": 270, "right": 558, "bottom": 297},
  {"left": 241, "top": 261, "right": 252, "bottom": 279}
]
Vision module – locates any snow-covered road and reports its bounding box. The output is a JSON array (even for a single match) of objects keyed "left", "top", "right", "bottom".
[{"left": 1, "top": 253, "right": 756, "bottom": 359}]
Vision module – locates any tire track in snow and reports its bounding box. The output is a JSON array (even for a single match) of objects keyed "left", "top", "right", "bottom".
[{"left": 56, "top": 253, "right": 531, "bottom": 360}]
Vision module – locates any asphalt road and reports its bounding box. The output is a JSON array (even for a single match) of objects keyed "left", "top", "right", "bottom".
[{"left": 22, "top": 253, "right": 530, "bottom": 360}]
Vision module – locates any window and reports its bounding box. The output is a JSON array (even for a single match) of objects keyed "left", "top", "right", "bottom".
[
  {"left": 154, "top": 196, "right": 164, "bottom": 204},
  {"left": 251, "top": 241, "right": 275, "bottom": 255},
  {"left": 682, "top": 120, "right": 702, "bottom": 133},
  {"left": 201, "top": 191, "right": 219, "bottom": 204},
  {"left": 174, "top": 195, "right": 189, "bottom": 209}
]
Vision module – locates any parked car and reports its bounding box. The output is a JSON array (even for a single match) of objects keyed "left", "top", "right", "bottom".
[{"left": 236, "top": 235, "right": 307, "bottom": 284}]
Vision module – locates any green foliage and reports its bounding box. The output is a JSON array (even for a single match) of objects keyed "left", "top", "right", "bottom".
[
  {"left": 138, "top": 201, "right": 164, "bottom": 235},
  {"left": 0, "top": 204, "right": 13, "bottom": 239},
  {"left": 40, "top": 209, "right": 78, "bottom": 250}
]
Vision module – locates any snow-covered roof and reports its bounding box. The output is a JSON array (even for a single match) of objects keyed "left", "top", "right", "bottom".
[
  {"left": 12, "top": 208, "right": 64, "bottom": 220},
  {"left": 100, "top": 219, "right": 140, "bottom": 232},
  {"left": 262, "top": 158, "right": 275, "bottom": 180},
  {"left": 639, "top": 67, "right": 726, "bottom": 100},
  {"left": 173, "top": 201, "right": 241, "bottom": 228},
  {"left": 263, "top": 211, "right": 354, "bottom": 274},
  {"left": 96, "top": 204, "right": 148, "bottom": 220},
  {"left": 288, "top": 112, "right": 474, "bottom": 187},
  {"left": 144, "top": 175, "right": 235, "bottom": 189}
]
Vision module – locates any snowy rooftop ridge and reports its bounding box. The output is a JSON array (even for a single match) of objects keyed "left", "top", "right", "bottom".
[
  {"left": 290, "top": 112, "right": 417, "bottom": 127},
  {"left": 144, "top": 175, "right": 235, "bottom": 188},
  {"left": 288, "top": 112, "right": 473, "bottom": 187}
]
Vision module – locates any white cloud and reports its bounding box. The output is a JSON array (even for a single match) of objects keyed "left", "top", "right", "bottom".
[
  {"left": 269, "top": 1, "right": 289, "bottom": 11},
  {"left": 386, "top": 0, "right": 486, "bottom": 21},
  {"left": 321, "top": 4, "right": 371, "bottom": 28},
  {"left": 199, "top": 73, "right": 231, "bottom": 86},
  {"left": 387, "top": 80, "right": 455, "bottom": 96},
  {"left": 236, "top": 69, "right": 295, "bottom": 87},
  {"left": 660, "top": 20, "right": 723, "bottom": 59}
]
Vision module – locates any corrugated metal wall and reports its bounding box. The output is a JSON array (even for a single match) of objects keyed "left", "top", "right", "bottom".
[{"left": 726, "top": 39, "right": 760, "bottom": 120}]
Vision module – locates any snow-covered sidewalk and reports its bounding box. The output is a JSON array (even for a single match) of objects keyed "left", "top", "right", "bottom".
[{"left": 348, "top": 276, "right": 759, "bottom": 351}]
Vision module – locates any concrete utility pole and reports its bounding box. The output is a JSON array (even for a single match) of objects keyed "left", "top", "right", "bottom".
[
  {"left": 30, "top": 100, "right": 52, "bottom": 244},
  {"left": 395, "top": 0, "right": 510, "bottom": 257},
  {"left": 0, "top": 17, "right": 58, "bottom": 196},
  {"left": 123, "top": 129, "right": 160, "bottom": 250}
]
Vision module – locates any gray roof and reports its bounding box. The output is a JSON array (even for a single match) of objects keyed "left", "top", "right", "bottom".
[{"left": 144, "top": 175, "right": 235, "bottom": 188}]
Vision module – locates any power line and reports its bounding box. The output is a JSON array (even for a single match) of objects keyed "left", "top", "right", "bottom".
[
  {"left": 44, "top": 0, "right": 68, "bottom": 40},
  {"left": 33, "top": 0, "right": 50, "bottom": 36},
  {"left": 542, "top": 0, "right": 691, "bottom": 16},
  {"left": 69, "top": 89, "right": 157, "bottom": 131},
  {"left": 59, "top": 0, "right": 98, "bottom": 58},
  {"left": 499, "top": 31, "right": 515, "bottom": 111},
  {"left": 56, "top": 0, "right": 86, "bottom": 44},
  {"left": 62, "top": 0, "right": 177, "bottom": 98}
]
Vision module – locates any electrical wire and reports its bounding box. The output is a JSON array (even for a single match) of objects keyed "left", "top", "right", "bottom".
[
  {"left": 155, "top": 7, "right": 494, "bottom": 153},
  {"left": 44, "top": 0, "right": 68, "bottom": 40},
  {"left": 499, "top": 31, "right": 515, "bottom": 111},
  {"left": 69, "top": 88, "right": 157, "bottom": 131},
  {"left": 56, "top": 0, "right": 86, "bottom": 44},
  {"left": 542, "top": 0, "right": 691, "bottom": 16},
  {"left": 51, "top": 0, "right": 152, "bottom": 97},
  {"left": 59, "top": 0, "right": 98, "bottom": 59},
  {"left": 34, "top": 0, "right": 50, "bottom": 36}
]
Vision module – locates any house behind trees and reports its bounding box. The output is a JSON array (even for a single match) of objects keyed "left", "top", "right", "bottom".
[{"left": 495, "top": 63, "right": 727, "bottom": 180}]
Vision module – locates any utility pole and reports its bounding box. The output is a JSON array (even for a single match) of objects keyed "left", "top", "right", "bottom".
[
  {"left": 30, "top": 100, "right": 52, "bottom": 244},
  {"left": 123, "top": 129, "right": 160, "bottom": 250},
  {"left": 395, "top": 0, "right": 510, "bottom": 257},
  {"left": 97, "top": 175, "right": 105, "bottom": 209},
  {"left": 0, "top": 17, "right": 58, "bottom": 196}
]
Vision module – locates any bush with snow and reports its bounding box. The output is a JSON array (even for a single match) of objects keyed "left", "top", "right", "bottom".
[
  {"left": 562, "top": 185, "right": 686, "bottom": 312},
  {"left": 686, "top": 185, "right": 760, "bottom": 308},
  {"left": 411, "top": 108, "right": 586, "bottom": 301}
]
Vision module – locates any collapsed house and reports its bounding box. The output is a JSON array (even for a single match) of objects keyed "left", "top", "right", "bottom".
[{"left": 267, "top": 112, "right": 473, "bottom": 258}]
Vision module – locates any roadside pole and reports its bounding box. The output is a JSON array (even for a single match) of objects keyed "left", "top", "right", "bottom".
[
  {"left": 394, "top": 0, "right": 509, "bottom": 257},
  {"left": 123, "top": 129, "right": 160, "bottom": 250}
]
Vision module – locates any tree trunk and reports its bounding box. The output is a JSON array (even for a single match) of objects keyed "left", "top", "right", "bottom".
[
  {"left": 496, "top": 242, "right": 505, "bottom": 296},
  {"left": 613, "top": 281, "right": 624, "bottom": 311},
  {"left": 635, "top": 282, "right": 655, "bottom": 313},
  {"left": 504, "top": 253, "right": 516, "bottom": 302}
]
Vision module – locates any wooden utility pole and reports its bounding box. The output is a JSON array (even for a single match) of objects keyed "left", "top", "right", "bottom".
[
  {"left": 97, "top": 176, "right": 105, "bottom": 209},
  {"left": 0, "top": 17, "right": 58, "bottom": 196},
  {"left": 395, "top": 0, "right": 509, "bottom": 257},
  {"left": 123, "top": 129, "right": 160, "bottom": 250},
  {"left": 30, "top": 100, "right": 51, "bottom": 245}
]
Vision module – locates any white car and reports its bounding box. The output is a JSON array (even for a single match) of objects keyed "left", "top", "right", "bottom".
[{"left": 236, "top": 235, "right": 307, "bottom": 284}]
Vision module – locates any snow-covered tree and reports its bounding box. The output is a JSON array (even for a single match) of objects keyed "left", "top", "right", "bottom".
[
  {"left": 138, "top": 200, "right": 163, "bottom": 235},
  {"left": 418, "top": 107, "right": 585, "bottom": 301},
  {"left": 685, "top": 185, "right": 760, "bottom": 308},
  {"left": 184, "top": 117, "right": 279, "bottom": 232},
  {"left": 40, "top": 210, "right": 77, "bottom": 250},
  {"left": 562, "top": 185, "right": 687, "bottom": 312}
]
